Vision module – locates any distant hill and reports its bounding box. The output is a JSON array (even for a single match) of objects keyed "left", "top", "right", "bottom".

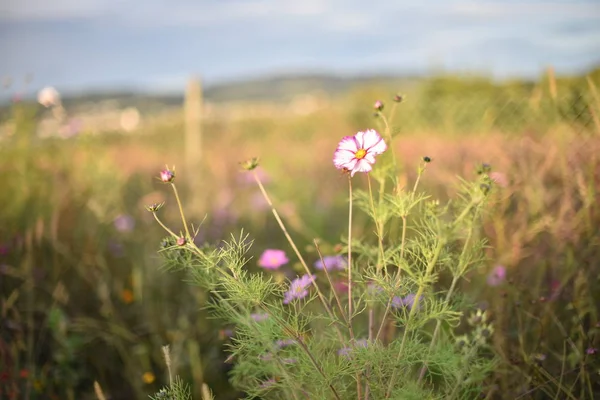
[{"left": 0, "top": 73, "right": 424, "bottom": 112}]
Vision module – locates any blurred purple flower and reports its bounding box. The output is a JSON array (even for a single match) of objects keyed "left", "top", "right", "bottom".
[
  {"left": 251, "top": 313, "right": 269, "bottom": 322},
  {"left": 549, "top": 280, "right": 561, "bottom": 301},
  {"left": 338, "top": 339, "right": 368, "bottom": 357},
  {"left": 0, "top": 244, "right": 10, "bottom": 255},
  {"left": 367, "top": 282, "right": 384, "bottom": 295},
  {"left": 586, "top": 347, "right": 597, "bottom": 355},
  {"left": 314, "top": 255, "right": 347, "bottom": 271},
  {"left": 259, "top": 378, "right": 277, "bottom": 389},
  {"left": 250, "top": 192, "right": 269, "bottom": 211},
  {"left": 113, "top": 214, "right": 135, "bottom": 233},
  {"left": 218, "top": 329, "right": 234, "bottom": 340},
  {"left": 392, "top": 294, "right": 422, "bottom": 311},
  {"left": 487, "top": 265, "right": 506, "bottom": 286},
  {"left": 333, "top": 280, "right": 349, "bottom": 294},
  {"left": 258, "top": 249, "right": 289, "bottom": 270},
  {"left": 283, "top": 274, "right": 316, "bottom": 304},
  {"left": 275, "top": 339, "right": 296, "bottom": 349},
  {"left": 107, "top": 240, "right": 125, "bottom": 258},
  {"left": 238, "top": 167, "right": 270, "bottom": 186}
]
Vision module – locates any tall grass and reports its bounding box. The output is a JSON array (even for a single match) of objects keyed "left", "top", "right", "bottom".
[{"left": 0, "top": 69, "right": 599, "bottom": 399}]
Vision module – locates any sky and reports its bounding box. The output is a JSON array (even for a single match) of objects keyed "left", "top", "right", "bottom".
[{"left": 1, "top": 0, "right": 600, "bottom": 94}]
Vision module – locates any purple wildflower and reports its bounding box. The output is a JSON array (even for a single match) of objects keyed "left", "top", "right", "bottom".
[
  {"left": 107, "top": 240, "right": 125, "bottom": 258},
  {"left": 251, "top": 313, "right": 269, "bottom": 322},
  {"left": 338, "top": 339, "right": 368, "bottom": 357},
  {"left": 487, "top": 265, "right": 506, "bottom": 286},
  {"left": 113, "top": 214, "right": 135, "bottom": 232},
  {"left": 238, "top": 167, "right": 270, "bottom": 186},
  {"left": 275, "top": 339, "right": 296, "bottom": 349},
  {"left": 259, "top": 378, "right": 277, "bottom": 389},
  {"left": 218, "top": 329, "right": 234, "bottom": 340},
  {"left": 283, "top": 274, "right": 316, "bottom": 304},
  {"left": 314, "top": 255, "right": 347, "bottom": 271},
  {"left": 586, "top": 347, "right": 597, "bottom": 355},
  {"left": 258, "top": 249, "right": 289, "bottom": 270},
  {"left": 259, "top": 353, "right": 274, "bottom": 361},
  {"left": 392, "top": 294, "right": 422, "bottom": 311},
  {"left": 0, "top": 243, "right": 10, "bottom": 255}
]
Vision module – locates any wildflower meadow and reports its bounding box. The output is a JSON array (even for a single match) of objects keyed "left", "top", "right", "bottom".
[{"left": 1, "top": 69, "right": 599, "bottom": 400}]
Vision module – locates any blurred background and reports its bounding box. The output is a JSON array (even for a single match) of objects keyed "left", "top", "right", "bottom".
[{"left": 1, "top": 1, "right": 600, "bottom": 399}]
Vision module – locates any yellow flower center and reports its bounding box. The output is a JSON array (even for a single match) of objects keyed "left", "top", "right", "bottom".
[{"left": 355, "top": 148, "right": 367, "bottom": 159}]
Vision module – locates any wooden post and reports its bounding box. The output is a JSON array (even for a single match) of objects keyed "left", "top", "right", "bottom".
[{"left": 184, "top": 77, "right": 203, "bottom": 216}]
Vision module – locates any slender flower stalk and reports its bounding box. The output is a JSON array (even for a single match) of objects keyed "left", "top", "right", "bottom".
[
  {"left": 385, "top": 239, "right": 444, "bottom": 398},
  {"left": 257, "top": 303, "right": 342, "bottom": 400},
  {"left": 152, "top": 213, "right": 178, "bottom": 238},
  {"left": 418, "top": 220, "right": 476, "bottom": 383},
  {"left": 170, "top": 183, "right": 191, "bottom": 239},
  {"left": 314, "top": 240, "right": 354, "bottom": 339},
  {"left": 252, "top": 170, "right": 346, "bottom": 343},
  {"left": 367, "top": 174, "right": 385, "bottom": 270},
  {"left": 347, "top": 176, "right": 354, "bottom": 322}
]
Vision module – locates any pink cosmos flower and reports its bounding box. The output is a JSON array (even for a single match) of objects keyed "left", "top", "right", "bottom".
[
  {"left": 487, "top": 265, "right": 506, "bottom": 286},
  {"left": 333, "top": 129, "right": 387, "bottom": 177},
  {"left": 258, "top": 249, "right": 289, "bottom": 269}
]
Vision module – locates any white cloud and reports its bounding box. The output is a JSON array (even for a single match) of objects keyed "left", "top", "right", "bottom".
[
  {"left": 0, "top": 0, "right": 109, "bottom": 20},
  {"left": 451, "top": 1, "right": 600, "bottom": 20}
]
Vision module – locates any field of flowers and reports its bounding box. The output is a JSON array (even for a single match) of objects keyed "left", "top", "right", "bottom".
[{"left": 1, "top": 70, "right": 599, "bottom": 399}]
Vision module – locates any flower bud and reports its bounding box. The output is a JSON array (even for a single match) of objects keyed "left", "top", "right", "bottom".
[
  {"left": 373, "top": 100, "right": 384, "bottom": 111},
  {"left": 393, "top": 94, "right": 404, "bottom": 103},
  {"left": 145, "top": 202, "right": 165, "bottom": 212},
  {"left": 240, "top": 157, "right": 260, "bottom": 171},
  {"left": 159, "top": 168, "right": 175, "bottom": 183}
]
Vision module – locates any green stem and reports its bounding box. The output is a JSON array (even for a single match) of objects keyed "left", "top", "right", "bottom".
[
  {"left": 367, "top": 174, "right": 385, "bottom": 270},
  {"left": 257, "top": 304, "right": 342, "bottom": 400},
  {"left": 418, "top": 219, "right": 475, "bottom": 382},
  {"left": 152, "top": 213, "right": 178, "bottom": 238},
  {"left": 253, "top": 171, "right": 347, "bottom": 344},
  {"left": 314, "top": 240, "right": 354, "bottom": 340},
  {"left": 170, "top": 183, "right": 191, "bottom": 239},
  {"left": 347, "top": 176, "right": 354, "bottom": 322},
  {"left": 385, "top": 238, "right": 445, "bottom": 397}
]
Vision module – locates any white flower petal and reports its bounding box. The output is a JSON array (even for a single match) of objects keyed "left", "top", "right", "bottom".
[
  {"left": 351, "top": 159, "right": 372, "bottom": 176},
  {"left": 354, "top": 131, "right": 366, "bottom": 149},
  {"left": 363, "top": 152, "right": 376, "bottom": 164},
  {"left": 363, "top": 129, "right": 387, "bottom": 154},
  {"left": 336, "top": 136, "right": 359, "bottom": 152},
  {"left": 368, "top": 138, "right": 387, "bottom": 155},
  {"left": 333, "top": 150, "right": 356, "bottom": 168},
  {"left": 361, "top": 129, "right": 381, "bottom": 147},
  {"left": 343, "top": 158, "right": 359, "bottom": 171}
]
